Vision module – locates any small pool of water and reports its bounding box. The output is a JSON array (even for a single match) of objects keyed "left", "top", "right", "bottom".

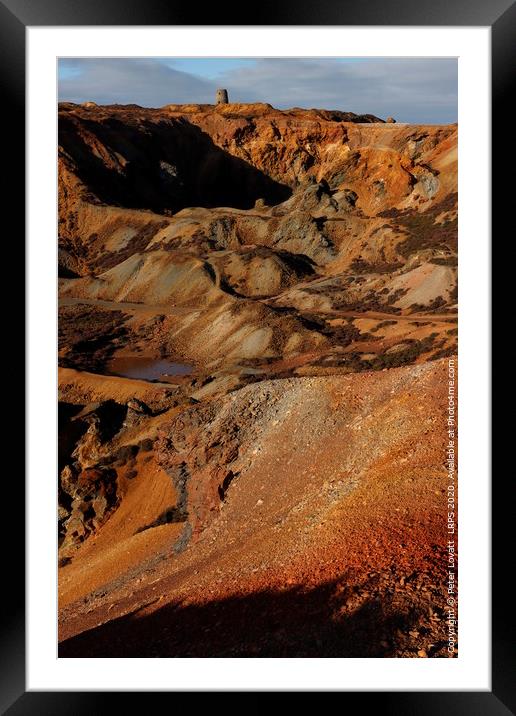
[{"left": 106, "top": 357, "right": 193, "bottom": 382}]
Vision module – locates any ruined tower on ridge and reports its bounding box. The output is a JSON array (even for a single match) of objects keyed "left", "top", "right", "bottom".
[{"left": 216, "top": 88, "right": 229, "bottom": 105}]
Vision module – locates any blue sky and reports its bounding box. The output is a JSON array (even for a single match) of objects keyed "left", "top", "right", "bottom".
[{"left": 58, "top": 57, "right": 458, "bottom": 124}]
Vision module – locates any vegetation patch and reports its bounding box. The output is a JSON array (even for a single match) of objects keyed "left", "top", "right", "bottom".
[
  {"left": 350, "top": 257, "right": 403, "bottom": 275},
  {"left": 371, "top": 320, "right": 398, "bottom": 333},
  {"left": 58, "top": 304, "right": 131, "bottom": 372},
  {"left": 379, "top": 193, "right": 458, "bottom": 259}
]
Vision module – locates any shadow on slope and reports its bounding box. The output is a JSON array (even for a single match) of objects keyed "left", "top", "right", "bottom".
[
  {"left": 59, "top": 113, "right": 292, "bottom": 212},
  {"left": 59, "top": 574, "right": 447, "bottom": 658}
]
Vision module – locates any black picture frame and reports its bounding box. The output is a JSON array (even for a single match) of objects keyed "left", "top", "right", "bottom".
[{"left": 6, "top": 0, "right": 508, "bottom": 710}]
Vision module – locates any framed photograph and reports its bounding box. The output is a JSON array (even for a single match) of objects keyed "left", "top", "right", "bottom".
[{"left": 7, "top": 0, "right": 507, "bottom": 708}]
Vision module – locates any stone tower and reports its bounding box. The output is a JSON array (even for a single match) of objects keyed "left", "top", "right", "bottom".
[{"left": 216, "top": 88, "right": 229, "bottom": 105}]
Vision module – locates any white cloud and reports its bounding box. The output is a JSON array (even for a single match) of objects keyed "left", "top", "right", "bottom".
[
  {"left": 218, "top": 58, "right": 457, "bottom": 122},
  {"left": 58, "top": 58, "right": 216, "bottom": 106},
  {"left": 58, "top": 57, "right": 457, "bottom": 123}
]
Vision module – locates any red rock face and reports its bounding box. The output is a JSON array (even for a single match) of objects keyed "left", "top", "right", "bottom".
[
  {"left": 58, "top": 102, "right": 458, "bottom": 658},
  {"left": 59, "top": 102, "right": 456, "bottom": 219}
]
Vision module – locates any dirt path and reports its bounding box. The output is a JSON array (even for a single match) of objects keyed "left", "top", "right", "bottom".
[
  {"left": 60, "top": 296, "right": 456, "bottom": 325},
  {"left": 329, "top": 309, "right": 457, "bottom": 324},
  {"left": 59, "top": 296, "right": 193, "bottom": 317}
]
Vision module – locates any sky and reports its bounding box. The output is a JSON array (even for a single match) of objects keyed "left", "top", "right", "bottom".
[{"left": 58, "top": 57, "right": 457, "bottom": 124}]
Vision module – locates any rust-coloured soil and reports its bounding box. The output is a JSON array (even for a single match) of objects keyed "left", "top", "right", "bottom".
[{"left": 58, "top": 102, "right": 458, "bottom": 658}]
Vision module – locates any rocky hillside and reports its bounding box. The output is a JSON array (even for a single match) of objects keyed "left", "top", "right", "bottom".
[
  {"left": 58, "top": 102, "right": 458, "bottom": 658},
  {"left": 59, "top": 359, "right": 454, "bottom": 657}
]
